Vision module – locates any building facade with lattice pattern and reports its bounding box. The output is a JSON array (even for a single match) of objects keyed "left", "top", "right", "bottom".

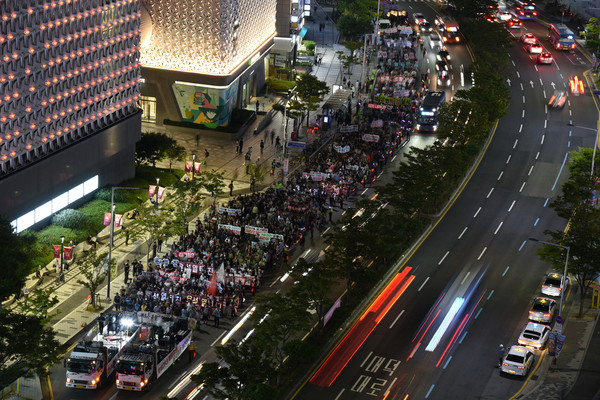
[
  {"left": 0, "top": 0, "right": 142, "bottom": 232},
  {"left": 138, "top": 0, "right": 276, "bottom": 128}
]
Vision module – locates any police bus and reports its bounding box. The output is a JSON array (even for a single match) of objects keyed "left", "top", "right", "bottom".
[
  {"left": 548, "top": 23, "right": 576, "bottom": 50},
  {"left": 416, "top": 91, "right": 446, "bottom": 132}
]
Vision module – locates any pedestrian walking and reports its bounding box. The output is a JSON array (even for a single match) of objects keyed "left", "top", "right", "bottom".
[
  {"left": 260, "top": 139, "right": 264, "bottom": 154},
  {"left": 229, "top": 180, "right": 234, "bottom": 196},
  {"left": 238, "top": 138, "right": 244, "bottom": 154},
  {"left": 124, "top": 261, "right": 130, "bottom": 283},
  {"left": 498, "top": 344, "right": 505, "bottom": 367},
  {"left": 152, "top": 241, "right": 157, "bottom": 258},
  {"left": 214, "top": 307, "right": 221, "bottom": 328},
  {"left": 271, "top": 159, "right": 276, "bottom": 175},
  {"left": 275, "top": 136, "right": 281, "bottom": 150},
  {"left": 235, "top": 139, "right": 239, "bottom": 154},
  {"left": 270, "top": 129, "right": 275, "bottom": 145},
  {"left": 188, "top": 342, "right": 196, "bottom": 363},
  {"left": 123, "top": 226, "right": 129, "bottom": 246},
  {"left": 329, "top": 207, "right": 333, "bottom": 222},
  {"left": 204, "top": 148, "right": 210, "bottom": 159},
  {"left": 340, "top": 197, "right": 344, "bottom": 209},
  {"left": 114, "top": 293, "right": 121, "bottom": 311},
  {"left": 97, "top": 313, "right": 105, "bottom": 335},
  {"left": 157, "top": 238, "right": 163, "bottom": 252},
  {"left": 195, "top": 134, "right": 200, "bottom": 147},
  {"left": 256, "top": 100, "right": 260, "bottom": 112}
]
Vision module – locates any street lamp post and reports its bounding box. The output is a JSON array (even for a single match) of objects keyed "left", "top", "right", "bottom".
[
  {"left": 60, "top": 235, "right": 65, "bottom": 274},
  {"left": 528, "top": 238, "right": 570, "bottom": 317},
  {"left": 282, "top": 89, "right": 296, "bottom": 185},
  {"left": 191, "top": 153, "right": 196, "bottom": 180},
  {"left": 155, "top": 177, "right": 160, "bottom": 211}
]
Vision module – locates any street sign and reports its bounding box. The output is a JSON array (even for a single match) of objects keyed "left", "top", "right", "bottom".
[
  {"left": 556, "top": 316, "right": 563, "bottom": 324},
  {"left": 594, "top": 90, "right": 600, "bottom": 95},
  {"left": 287, "top": 141, "right": 306, "bottom": 149}
]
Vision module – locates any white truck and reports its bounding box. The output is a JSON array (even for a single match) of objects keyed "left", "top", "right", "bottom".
[
  {"left": 115, "top": 316, "right": 192, "bottom": 391},
  {"left": 66, "top": 321, "right": 140, "bottom": 389}
]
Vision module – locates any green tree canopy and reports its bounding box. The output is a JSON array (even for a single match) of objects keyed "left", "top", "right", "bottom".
[
  {"left": 0, "top": 217, "right": 37, "bottom": 299},
  {"left": 585, "top": 18, "right": 600, "bottom": 55},
  {"left": 136, "top": 132, "right": 178, "bottom": 167}
]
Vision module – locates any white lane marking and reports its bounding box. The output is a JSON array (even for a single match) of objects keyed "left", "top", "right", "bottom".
[
  {"left": 512, "top": 60, "right": 516, "bottom": 66},
  {"left": 522, "top": 95, "right": 525, "bottom": 103},
  {"left": 541, "top": 134, "right": 545, "bottom": 144},
  {"left": 519, "top": 124, "right": 523, "bottom": 133},
  {"left": 473, "top": 207, "right": 482, "bottom": 218},
  {"left": 519, "top": 240, "right": 527, "bottom": 251},
  {"left": 361, "top": 188, "right": 368, "bottom": 195},
  {"left": 569, "top": 109, "right": 572, "bottom": 116},
  {"left": 552, "top": 153, "right": 569, "bottom": 191},
  {"left": 498, "top": 171, "right": 503, "bottom": 181},
  {"left": 517, "top": 71, "right": 521, "bottom": 78},
  {"left": 502, "top": 266, "right": 510, "bottom": 276},
  {"left": 477, "top": 247, "right": 487, "bottom": 260},
  {"left": 389, "top": 309, "right": 405, "bottom": 329},
  {"left": 528, "top": 165, "right": 534, "bottom": 175},
  {"left": 494, "top": 221, "right": 503, "bottom": 234},
  {"left": 520, "top": 82, "right": 524, "bottom": 90},
  {"left": 439, "top": 250, "right": 450, "bottom": 264},
  {"left": 544, "top": 120, "right": 547, "bottom": 129},
  {"left": 211, "top": 331, "right": 226, "bottom": 347},
  {"left": 335, "top": 389, "right": 346, "bottom": 400},
  {"left": 543, "top": 90, "right": 546, "bottom": 99},
  {"left": 392, "top": 155, "right": 397, "bottom": 162},
  {"left": 487, "top": 290, "right": 494, "bottom": 300},
  {"left": 461, "top": 272, "right": 471, "bottom": 285},
  {"left": 385, "top": 378, "right": 398, "bottom": 395},
  {"left": 544, "top": 198, "right": 549, "bottom": 207},
  {"left": 443, "top": 356, "right": 452, "bottom": 369},
  {"left": 536, "top": 151, "right": 540, "bottom": 160},
  {"left": 458, "top": 227, "right": 468, "bottom": 239},
  {"left": 474, "top": 308, "right": 483, "bottom": 319},
  {"left": 409, "top": 343, "right": 421, "bottom": 360},
  {"left": 514, "top": 139, "right": 518, "bottom": 148},
  {"left": 522, "top": 109, "right": 525, "bottom": 118},
  {"left": 506, "top": 155, "right": 511, "bottom": 164},
  {"left": 508, "top": 200, "right": 516, "bottom": 212},
  {"left": 520, "top": 182, "right": 526, "bottom": 192},
  {"left": 545, "top": 104, "right": 548, "bottom": 113},
  {"left": 418, "top": 277, "right": 430, "bottom": 291},
  {"left": 377, "top": 172, "right": 383, "bottom": 178},
  {"left": 534, "top": 217, "right": 539, "bottom": 226},
  {"left": 487, "top": 188, "right": 494, "bottom": 198},
  {"left": 539, "top": 77, "right": 543, "bottom": 85}
]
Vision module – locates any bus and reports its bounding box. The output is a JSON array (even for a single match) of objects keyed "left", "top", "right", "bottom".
[
  {"left": 435, "top": 15, "right": 460, "bottom": 43},
  {"left": 514, "top": 0, "right": 537, "bottom": 19},
  {"left": 416, "top": 91, "right": 446, "bottom": 132},
  {"left": 548, "top": 23, "right": 576, "bottom": 50}
]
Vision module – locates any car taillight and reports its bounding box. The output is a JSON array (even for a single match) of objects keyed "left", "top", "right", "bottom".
[
  {"left": 533, "top": 12, "right": 537, "bottom": 15},
  {"left": 518, "top": 365, "right": 525, "bottom": 369},
  {"left": 571, "top": 44, "right": 576, "bottom": 49},
  {"left": 557, "top": 43, "right": 561, "bottom": 49},
  {"left": 529, "top": 310, "right": 535, "bottom": 315},
  {"left": 542, "top": 285, "right": 548, "bottom": 288},
  {"left": 502, "top": 362, "right": 509, "bottom": 366},
  {"left": 544, "top": 313, "right": 551, "bottom": 317}
]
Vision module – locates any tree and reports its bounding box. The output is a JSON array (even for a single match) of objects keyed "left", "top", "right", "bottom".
[
  {"left": 0, "top": 216, "right": 37, "bottom": 302},
  {"left": 169, "top": 170, "right": 224, "bottom": 235},
  {"left": 127, "top": 202, "right": 174, "bottom": 263},
  {"left": 290, "top": 74, "right": 330, "bottom": 134},
  {"left": 337, "top": 14, "right": 373, "bottom": 41},
  {"left": 191, "top": 340, "right": 276, "bottom": 400},
  {"left": 336, "top": 40, "right": 362, "bottom": 76},
  {"left": 164, "top": 144, "right": 187, "bottom": 172},
  {"left": 252, "top": 292, "right": 312, "bottom": 383},
  {"left": 0, "top": 218, "right": 62, "bottom": 399},
  {"left": 585, "top": 18, "right": 600, "bottom": 56},
  {"left": 76, "top": 248, "right": 112, "bottom": 310},
  {"left": 288, "top": 258, "right": 335, "bottom": 331},
  {"left": 135, "top": 132, "right": 178, "bottom": 167}
]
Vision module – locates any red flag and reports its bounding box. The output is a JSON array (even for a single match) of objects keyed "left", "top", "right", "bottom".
[
  {"left": 104, "top": 212, "right": 111, "bottom": 226},
  {"left": 53, "top": 245, "right": 61, "bottom": 259},
  {"left": 185, "top": 161, "right": 192, "bottom": 172},
  {"left": 114, "top": 214, "right": 123, "bottom": 227},
  {"left": 149, "top": 185, "right": 156, "bottom": 198},
  {"left": 207, "top": 271, "right": 218, "bottom": 296},
  {"left": 64, "top": 247, "right": 72, "bottom": 261},
  {"left": 157, "top": 186, "right": 166, "bottom": 199},
  {"left": 194, "top": 162, "right": 201, "bottom": 173}
]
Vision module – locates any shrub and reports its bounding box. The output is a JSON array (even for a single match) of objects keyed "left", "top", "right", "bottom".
[
  {"left": 266, "top": 78, "right": 296, "bottom": 93},
  {"left": 303, "top": 40, "right": 316, "bottom": 51},
  {"left": 51, "top": 209, "right": 94, "bottom": 231},
  {"left": 77, "top": 199, "right": 112, "bottom": 232},
  {"left": 94, "top": 187, "right": 138, "bottom": 203}
]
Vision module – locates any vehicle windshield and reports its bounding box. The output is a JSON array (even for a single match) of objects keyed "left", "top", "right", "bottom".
[
  {"left": 523, "top": 330, "right": 541, "bottom": 339},
  {"left": 506, "top": 354, "right": 525, "bottom": 363},
  {"left": 545, "top": 277, "right": 561, "bottom": 286},
  {"left": 532, "top": 302, "right": 549, "bottom": 312},
  {"left": 67, "top": 359, "right": 96, "bottom": 374},
  {"left": 116, "top": 361, "right": 144, "bottom": 375}
]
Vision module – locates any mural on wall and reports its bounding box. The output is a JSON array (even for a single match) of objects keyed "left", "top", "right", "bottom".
[{"left": 172, "top": 81, "right": 239, "bottom": 128}]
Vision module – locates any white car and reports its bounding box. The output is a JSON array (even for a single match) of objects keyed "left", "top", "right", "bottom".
[
  {"left": 502, "top": 346, "right": 534, "bottom": 376},
  {"left": 518, "top": 322, "right": 550, "bottom": 349},
  {"left": 525, "top": 43, "right": 543, "bottom": 54},
  {"left": 529, "top": 297, "right": 556, "bottom": 323},
  {"left": 497, "top": 10, "right": 512, "bottom": 21},
  {"left": 413, "top": 13, "right": 427, "bottom": 25},
  {"left": 541, "top": 272, "right": 566, "bottom": 297},
  {"left": 429, "top": 33, "right": 443, "bottom": 50}
]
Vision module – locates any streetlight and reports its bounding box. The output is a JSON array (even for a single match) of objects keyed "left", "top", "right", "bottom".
[
  {"left": 282, "top": 89, "right": 296, "bottom": 185},
  {"left": 191, "top": 153, "right": 196, "bottom": 180},
  {"left": 155, "top": 177, "right": 160, "bottom": 211},
  {"left": 360, "top": 0, "right": 381, "bottom": 92},
  {"left": 528, "top": 237, "right": 570, "bottom": 317},
  {"left": 60, "top": 235, "right": 65, "bottom": 275}
]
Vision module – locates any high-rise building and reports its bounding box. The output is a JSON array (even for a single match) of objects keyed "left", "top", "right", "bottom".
[
  {"left": 0, "top": 0, "right": 142, "bottom": 232},
  {"left": 139, "top": 0, "right": 276, "bottom": 128}
]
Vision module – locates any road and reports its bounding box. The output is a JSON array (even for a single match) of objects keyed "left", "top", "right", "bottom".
[{"left": 294, "top": 7, "right": 598, "bottom": 400}]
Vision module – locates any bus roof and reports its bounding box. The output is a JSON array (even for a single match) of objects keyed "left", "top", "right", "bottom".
[
  {"left": 422, "top": 91, "right": 446, "bottom": 107},
  {"left": 436, "top": 15, "right": 458, "bottom": 26},
  {"left": 551, "top": 23, "right": 574, "bottom": 34}
]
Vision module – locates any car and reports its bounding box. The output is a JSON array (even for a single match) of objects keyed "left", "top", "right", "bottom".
[
  {"left": 435, "top": 59, "right": 449, "bottom": 71},
  {"left": 429, "top": 33, "right": 443, "bottom": 50},
  {"left": 520, "top": 33, "right": 537, "bottom": 44},
  {"left": 501, "top": 345, "right": 535, "bottom": 376},
  {"left": 569, "top": 75, "right": 585, "bottom": 95},
  {"left": 497, "top": 10, "right": 512, "bottom": 21},
  {"left": 525, "top": 43, "right": 543, "bottom": 54},
  {"left": 548, "top": 90, "right": 567, "bottom": 108},
  {"left": 413, "top": 12, "right": 427, "bottom": 25},
  {"left": 518, "top": 322, "right": 551, "bottom": 349},
  {"left": 541, "top": 272, "right": 567, "bottom": 296},
  {"left": 537, "top": 52, "right": 553, "bottom": 64},
  {"left": 485, "top": 13, "right": 500, "bottom": 23},
  {"left": 507, "top": 16, "right": 523, "bottom": 28},
  {"left": 529, "top": 297, "right": 557, "bottom": 323},
  {"left": 436, "top": 49, "right": 451, "bottom": 62},
  {"left": 437, "top": 70, "right": 451, "bottom": 86},
  {"left": 419, "top": 21, "right": 433, "bottom": 33}
]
